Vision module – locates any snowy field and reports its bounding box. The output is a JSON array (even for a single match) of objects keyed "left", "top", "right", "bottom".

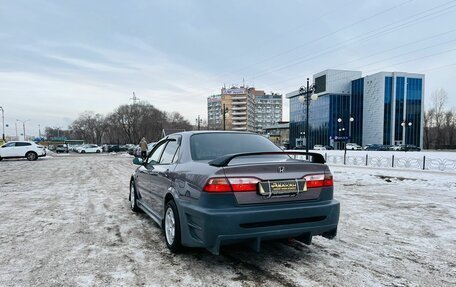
[{"left": 0, "top": 153, "right": 455, "bottom": 286}]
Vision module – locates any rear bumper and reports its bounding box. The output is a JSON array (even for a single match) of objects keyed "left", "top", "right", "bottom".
[{"left": 177, "top": 199, "right": 340, "bottom": 254}]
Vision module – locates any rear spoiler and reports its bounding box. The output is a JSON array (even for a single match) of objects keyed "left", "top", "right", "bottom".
[{"left": 208, "top": 151, "right": 325, "bottom": 167}]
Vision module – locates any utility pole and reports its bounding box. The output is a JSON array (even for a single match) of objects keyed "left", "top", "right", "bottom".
[
  {"left": 0, "top": 106, "right": 4, "bottom": 142},
  {"left": 130, "top": 91, "right": 139, "bottom": 105},
  {"left": 38, "top": 124, "right": 41, "bottom": 138},
  {"left": 15, "top": 121, "right": 18, "bottom": 140}
]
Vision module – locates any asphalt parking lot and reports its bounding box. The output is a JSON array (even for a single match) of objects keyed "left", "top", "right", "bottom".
[{"left": 0, "top": 153, "right": 455, "bottom": 286}]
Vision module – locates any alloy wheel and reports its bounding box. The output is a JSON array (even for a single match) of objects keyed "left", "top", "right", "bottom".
[{"left": 165, "top": 207, "right": 175, "bottom": 245}]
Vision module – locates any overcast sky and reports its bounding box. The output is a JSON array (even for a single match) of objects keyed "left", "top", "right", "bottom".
[{"left": 1, "top": 0, "right": 456, "bottom": 137}]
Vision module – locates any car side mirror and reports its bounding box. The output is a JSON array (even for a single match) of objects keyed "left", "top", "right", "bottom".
[{"left": 133, "top": 157, "right": 144, "bottom": 165}]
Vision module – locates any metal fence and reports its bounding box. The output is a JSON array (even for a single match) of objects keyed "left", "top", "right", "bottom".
[{"left": 323, "top": 153, "right": 456, "bottom": 172}]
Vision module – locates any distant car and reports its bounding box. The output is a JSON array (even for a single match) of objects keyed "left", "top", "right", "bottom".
[
  {"left": 324, "top": 145, "right": 334, "bottom": 150},
  {"left": 128, "top": 145, "right": 139, "bottom": 155},
  {"left": 346, "top": 143, "right": 362, "bottom": 150},
  {"left": 129, "top": 131, "right": 339, "bottom": 255},
  {"left": 78, "top": 144, "right": 102, "bottom": 153},
  {"left": 55, "top": 144, "right": 69, "bottom": 153},
  {"left": 108, "top": 145, "right": 129, "bottom": 152},
  {"left": 313, "top": 145, "right": 326, "bottom": 150},
  {"left": 405, "top": 145, "right": 421, "bottom": 151},
  {"left": 292, "top": 146, "right": 307, "bottom": 150},
  {"left": 365, "top": 144, "right": 381, "bottom": 151},
  {"left": 133, "top": 142, "right": 156, "bottom": 157},
  {"left": 0, "top": 141, "right": 46, "bottom": 161}
]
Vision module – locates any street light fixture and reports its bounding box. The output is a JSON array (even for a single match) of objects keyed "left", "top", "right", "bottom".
[
  {"left": 0, "top": 106, "right": 4, "bottom": 142},
  {"left": 296, "top": 78, "right": 318, "bottom": 158},
  {"left": 401, "top": 121, "right": 413, "bottom": 146}
]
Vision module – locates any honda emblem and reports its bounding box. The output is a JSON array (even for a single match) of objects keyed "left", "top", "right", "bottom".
[{"left": 278, "top": 166, "right": 285, "bottom": 173}]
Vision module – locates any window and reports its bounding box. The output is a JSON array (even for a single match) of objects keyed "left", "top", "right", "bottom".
[
  {"left": 15, "top": 142, "right": 31, "bottom": 146},
  {"left": 147, "top": 142, "right": 167, "bottom": 165},
  {"left": 2, "top": 142, "right": 15, "bottom": 148},
  {"left": 160, "top": 140, "right": 180, "bottom": 164},
  {"left": 190, "top": 133, "right": 281, "bottom": 160}
]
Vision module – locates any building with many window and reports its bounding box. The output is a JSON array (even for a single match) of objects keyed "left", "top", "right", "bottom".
[
  {"left": 287, "top": 69, "right": 424, "bottom": 149},
  {"left": 255, "top": 92, "right": 283, "bottom": 133},
  {"left": 207, "top": 87, "right": 283, "bottom": 132}
]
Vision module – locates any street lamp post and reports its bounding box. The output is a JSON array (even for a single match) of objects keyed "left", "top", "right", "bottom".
[
  {"left": 338, "top": 117, "right": 348, "bottom": 164},
  {"left": 401, "top": 121, "right": 412, "bottom": 150},
  {"left": 195, "top": 115, "right": 202, "bottom": 130},
  {"left": 221, "top": 104, "right": 229, "bottom": 131},
  {"left": 0, "top": 106, "right": 4, "bottom": 142},
  {"left": 299, "top": 131, "right": 305, "bottom": 147},
  {"left": 16, "top": 119, "right": 30, "bottom": 141},
  {"left": 297, "top": 78, "right": 318, "bottom": 158}
]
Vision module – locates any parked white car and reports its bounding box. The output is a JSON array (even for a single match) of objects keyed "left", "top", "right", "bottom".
[
  {"left": 346, "top": 143, "right": 362, "bottom": 150},
  {"left": 77, "top": 144, "right": 102, "bottom": 153},
  {"left": 0, "top": 141, "right": 46, "bottom": 161},
  {"left": 313, "top": 144, "right": 326, "bottom": 150}
]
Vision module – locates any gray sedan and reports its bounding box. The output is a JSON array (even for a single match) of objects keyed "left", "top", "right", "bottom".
[{"left": 129, "top": 131, "right": 339, "bottom": 255}]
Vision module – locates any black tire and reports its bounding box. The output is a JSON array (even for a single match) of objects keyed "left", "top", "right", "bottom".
[
  {"left": 26, "top": 152, "right": 38, "bottom": 161},
  {"left": 96, "top": 150, "right": 101, "bottom": 153},
  {"left": 81, "top": 150, "right": 86, "bottom": 154},
  {"left": 0, "top": 157, "right": 3, "bottom": 161},
  {"left": 129, "top": 181, "right": 141, "bottom": 212},
  {"left": 163, "top": 200, "right": 182, "bottom": 253}
]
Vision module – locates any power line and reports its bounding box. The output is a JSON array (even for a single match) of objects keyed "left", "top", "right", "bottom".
[
  {"left": 263, "top": 34, "right": 456, "bottom": 90},
  {"left": 193, "top": 0, "right": 417, "bottom": 90},
  {"left": 332, "top": 28, "right": 456, "bottom": 69},
  {"left": 219, "top": 0, "right": 417, "bottom": 80},
  {"left": 249, "top": 1, "right": 456, "bottom": 81}
]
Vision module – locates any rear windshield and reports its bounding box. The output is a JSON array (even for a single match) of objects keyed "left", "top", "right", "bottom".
[{"left": 190, "top": 133, "right": 281, "bottom": 160}]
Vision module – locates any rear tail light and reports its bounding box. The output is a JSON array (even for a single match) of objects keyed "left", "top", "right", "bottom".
[
  {"left": 228, "top": 178, "right": 260, "bottom": 192},
  {"left": 203, "top": 177, "right": 260, "bottom": 193},
  {"left": 203, "top": 178, "right": 232, "bottom": 192},
  {"left": 303, "top": 173, "right": 333, "bottom": 188}
]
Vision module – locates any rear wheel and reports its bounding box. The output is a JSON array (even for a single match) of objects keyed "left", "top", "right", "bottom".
[
  {"left": 96, "top": 150, "right": 101, "bottom": 153},
  {"left": 81, "top": 150, "right": 86, "bottom": 154},
  {"left": 129, "top": 181, "right": 140, "bottom": 212},
  {"left": 26, "top": 152, "right": 38, "bottom": 161},
  {"left": 164, "top": 200, "right": 182, "bottom": 253}
]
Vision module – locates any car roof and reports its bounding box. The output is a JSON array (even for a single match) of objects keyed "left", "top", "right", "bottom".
[
  {"left": 173, "top": 130, "right": 255, "bottom": 136},
  {"left": 7, "top": 141, "right": 36, "bottom": 143}
]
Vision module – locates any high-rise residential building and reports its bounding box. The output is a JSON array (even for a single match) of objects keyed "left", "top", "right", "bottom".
[
  {"left": 254, "top": 92, "right": 283, "bottom": 133},
  {"left": 207, "top": 86, "right": 283, "bottom": 132},
  {"left": 287, "top": 69, "right": 424, "bottom": 149},
  {"left": 207, "top": 95, "right": 223, "bottom": 130}
]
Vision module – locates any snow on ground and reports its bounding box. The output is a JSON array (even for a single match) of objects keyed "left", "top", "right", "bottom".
[{"left": 0, "top": 154, "right": 455, "bottom": 286}]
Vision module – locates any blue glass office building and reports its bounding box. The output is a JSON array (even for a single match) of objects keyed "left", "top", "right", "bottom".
[{"left": 288, "top": 70, "right": 424, "bottom": 149}]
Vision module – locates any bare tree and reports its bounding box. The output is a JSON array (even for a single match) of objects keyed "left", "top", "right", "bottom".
[
  {"left": 431, "top": 89, "right": 448, "bottom": 147},
  {"left": 424, "top": 109, "right": 434, "bottom": 149},
  {"left": 70, "top": 112, "right": 106, "bottom": 144}
]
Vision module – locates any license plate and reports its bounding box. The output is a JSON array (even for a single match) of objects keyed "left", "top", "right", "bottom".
[{"left": 259, "top": 180, "right": 307, "bottom": 196}]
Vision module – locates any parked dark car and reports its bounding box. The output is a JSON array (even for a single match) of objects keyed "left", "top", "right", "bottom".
[
  {"left": 129, "top": 131, "right": 340, "bottom": 255},
  {"left": 323, "top": 145, "right": 334, "bottom": 150},
  {"left": 405, "top": 144, "right": 421, "bottom": 151},
  {"left": 108, "top": 145, "right": 129, "bottom": 152},
  {"left": 292, "top": 145, "right": 307, "bottom": 150}
]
